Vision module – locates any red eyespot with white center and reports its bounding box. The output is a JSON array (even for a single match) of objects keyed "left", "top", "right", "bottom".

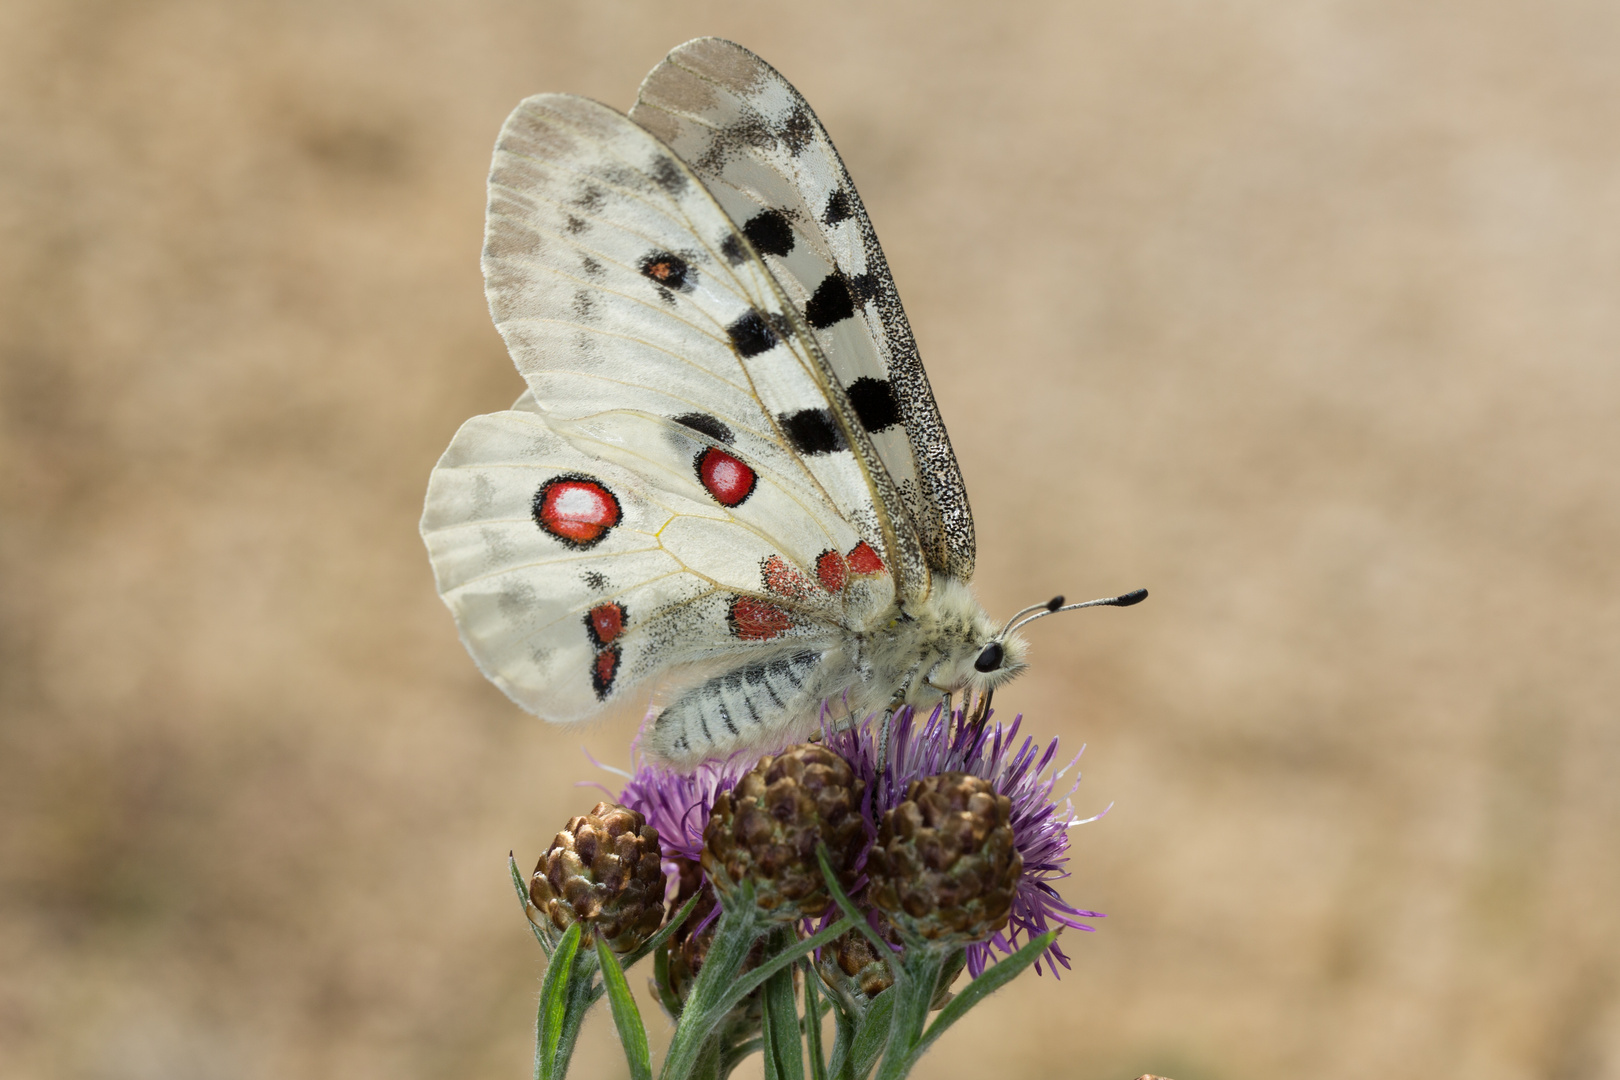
[
  {"left": 695, "top": 447, "right": 757, "bottom": 507},
  {"left": 729, "top": 597, "right": 792, "bottom": 640},
  {"left": 534, "top": 476, "right": 621, "bottom": 548},
  {"left": 815, "top": 550, "right": 848, "bottom": 592},
  {"left": 585, "top": 601, "right": 626, "bottom": 647},
  {"left": 846, "top": 541, "right": 884, "bottom": 576}
]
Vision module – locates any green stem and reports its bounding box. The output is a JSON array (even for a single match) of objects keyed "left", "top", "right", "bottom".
[
  {"left": 760, "top": 928, "right": 804, "bottom": 1080},
  {"left": 872, "top": 949, "right": 949, "bottom": 1080},
  {"left": 844, "top": 987, "right": 894, "bottom": 1080},
  {"left": 553, "top": 965, "right": 604, "bottom": 1080},
  {"left": 659, "top": 887, "right": 761, "bottom": 1080},
  {"left": 693, "top": 1036, "right": 723, "bottom": 1080},
  {"left": 803, "top": 960, "right": 828, "bottom": 1080},
  {"left": 826, "top": 1003, "right": 856, "bottom": 1080}
]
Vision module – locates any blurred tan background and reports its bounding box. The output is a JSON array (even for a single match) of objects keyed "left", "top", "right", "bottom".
[{"left": 4, "top": 2, "right": 1618, "bottom": 1078}]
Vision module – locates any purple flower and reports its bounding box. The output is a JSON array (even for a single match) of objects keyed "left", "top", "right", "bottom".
[
  {"left": 618, "top": 751, "right": 757, "bottom": 866},
  {"left": 825, "top": 706, "right": 1106, "bottom": 977}
]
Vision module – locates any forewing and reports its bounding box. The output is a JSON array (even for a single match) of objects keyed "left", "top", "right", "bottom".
[
  {"left": 484, "top": 92, "right": 927, "bottom": 600},
  {"left": 630, "top": 37, "right": 976, "bottom": 581}
]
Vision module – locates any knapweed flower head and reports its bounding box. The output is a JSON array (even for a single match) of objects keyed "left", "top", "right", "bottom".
[
  {"left": 703, "top": 744, "right": 867, "bottom": 921},
  {"left": 826, "top": 706, "right": 1105, "bottom": 976},
  {"left": 527, "top": 801, "right": 666, "bottom": 954},
  {"left": 866, "top": 771, "right": 1022, "bottom": 945}
]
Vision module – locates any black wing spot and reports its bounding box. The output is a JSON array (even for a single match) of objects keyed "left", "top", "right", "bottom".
[
  {"left": 580, "top": 255, "right": 604, "bottom": 278},
  {"left": 571, "top": 290, "right": 595, "bottom": 320},
  {"left": 778, "top": 104, "right": 815, "bottom": 155},
  {"left": 565, "top": 214, "right": 587, "bottom": 235},
  {"left": 823, "top": 189, "right": 852, "bottom": 226},
  {"left": 743, "top": 209, "right": 795, "bottom": 257},
  {"left": 573, "top": 184, "right": 606, "bottom": 212},
  {"left": 720, "top": 233, "right": 747, "bottom": 265},
  {"left": 847, "top": 272, "right": 879, "bottom": 303},
  {"left": 582, "top": 570, "right": 608, "bottom": 590},
  {"left": 649, "top": 156, "right": 686, "bottom": 194},
  {"left": 673, "top": 413, "right": 734, "bottom": 444},
  {"left": 779, "top": 408, "right": 846, "bottom": 455},
  {"left": 805, "top": 273, "right": 856, "bottom": 329},
  {"left": 727, "top": 310, "right": 778, "bottom": 357},
  {"left": 848, "top": 377, "right": 900, "bottom": 433},
  {"left": 639, "top": 251, "right": 689, "bottom": 291}
]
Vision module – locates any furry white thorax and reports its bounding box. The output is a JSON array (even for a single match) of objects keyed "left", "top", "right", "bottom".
[{"left": 645, "top": 577, "right": 1028, "bottom": 765}]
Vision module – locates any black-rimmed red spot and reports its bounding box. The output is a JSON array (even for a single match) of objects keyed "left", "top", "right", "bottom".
[
  {"left": 729, "top": 597, "right": 792, "bottom": 641},
  {"left": 592, "top": 646, "right": 620, "bottom": 699},
  {"left": 815, "top": 550, "right": 848, "bottom": 593},
  {"left": 696, "top": 446, "right": 756, "bottom": 507},
  {"left": 763, "top": 555, "right": 813, "bottom": 598},
  {"left": 584, "top": 601, "right": 626, "bottom": 647},
  {"left": 847, "top": 541, "right": 884, "bottom": 576},
  {"left": 534, "top": 476, "right": 621, "bottom": 548}
]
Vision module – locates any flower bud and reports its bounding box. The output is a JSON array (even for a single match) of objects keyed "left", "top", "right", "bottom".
[
  {"left": 866, "top": 772, "right": 1021, "bottom": 945},
  {"left": 815, "top": 919, "right": 897, "bottom": 1003},
  {"left": 702, "top": 744, "right": 866, "bottom": 921},
  {"left": 528, "top": 801, "right": 665, "bottom": 954}
]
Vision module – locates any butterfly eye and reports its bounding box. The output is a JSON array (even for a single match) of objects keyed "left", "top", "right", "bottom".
[{"left": 974, "top": 641, "right": 1004, "bottom": 673}]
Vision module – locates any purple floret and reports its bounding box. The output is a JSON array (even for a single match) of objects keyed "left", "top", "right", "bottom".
[{"left": 825, "top": 705, "right": 1106, "bottom": 977}]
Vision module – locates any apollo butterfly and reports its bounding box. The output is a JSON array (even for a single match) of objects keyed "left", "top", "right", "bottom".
[{"left": 420, "top": 39, "right": 1143, "bottom": 764}]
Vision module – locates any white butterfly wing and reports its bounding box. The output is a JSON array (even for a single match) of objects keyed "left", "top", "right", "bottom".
[
  {"left": 630, "top": 38, "right": 976, "bottom": 582},
  {"left": 422, "top": 92, "right": 924, "bottom": 731}
]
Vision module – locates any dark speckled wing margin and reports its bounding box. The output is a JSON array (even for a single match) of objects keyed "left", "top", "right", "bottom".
[{"left": 630, "top": 37, "right": 977, "bottom": 583}]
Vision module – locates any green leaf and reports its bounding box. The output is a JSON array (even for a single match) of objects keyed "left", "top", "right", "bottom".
[
  {"left": 652, "top": 944, "right": 683, "bottom": 1021},
  {"left": 658, "top": 887, "right": 761, "bottom": 1080},
  {"left": 555, "top": 965, "right": 604, "bottom": 1080},
  {"left": 760, "top": 929, "right": 804, "bottom": 1080},
  {"left": 718, "top": 1036, "right": 758, "bottom": 1079},
  {"left": 663, "top": 899, "right": 854, "bottom": 1080},
  {"left": 597, "top": 938, "right": 653, "bottom": 1080},
  {"left": 844, "top": 987, "right": 893, "bottom": 1080},
  {"left": 814, "top": 846, "right": 895, "bottom": 980},
  {"left": 906, "top": 931, "right": 1059, "bottom": 1072},
  {"left": 536, "top": 922, "right": 583, "bottom": 1080},
  {"left": 872, "top": 948, "right": 948, "bottom": 1080},
  {"left": 623, "top": 888, "right": 705, "bottom": 970},
  {"left": 512, "top": 853, "right": 552, "bottom": 955},
  {"left": 712, "top": 917, "right": 852, "bottom": 1027},
  {"left": 803, "top": 961, "right": 828, "bottom": 1080}
]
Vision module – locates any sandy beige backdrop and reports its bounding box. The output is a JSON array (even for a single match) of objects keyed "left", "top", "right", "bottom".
[{"left": 3, "top": 2, "right": 1617, "bottom": 1079}]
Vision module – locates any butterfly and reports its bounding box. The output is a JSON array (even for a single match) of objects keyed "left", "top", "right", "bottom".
[{"left": 420, "top": 38, "right": 1144, "bottom": 765}]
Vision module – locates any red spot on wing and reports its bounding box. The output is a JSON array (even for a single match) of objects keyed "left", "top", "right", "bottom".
[
  {"left": 763, "top": 555, "right": 814, "bottom": 597},
  {"left": 696, "top": 447, "right": 757, "bottom": 507},
  {"left": 815, "top": 550, "right": 848, "bottom": 593},
  {"left": 536, "top": 477, "right": 621, "bottom": 547},
  {"left": 846, "top": 541, "right": 885, "bottom": 576},
  {"left": 729, "top": 597, "right": 793, "bottom": 641},
  {"left": 586, "top": 602, "right": 626, "bottom": 646},
  {"left": 592, "top": 646, "right": 620, "bottom": 699}
]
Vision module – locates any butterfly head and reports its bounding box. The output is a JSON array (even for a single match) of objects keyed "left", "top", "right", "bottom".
[
  {"left": 920, "top": 586, "right": 1150, "bottom": 702},
  {"left": 963, "top": 627, "right": 1031, "bottom": 692}
]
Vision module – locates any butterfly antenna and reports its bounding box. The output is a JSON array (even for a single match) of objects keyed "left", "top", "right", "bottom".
[
  {"left": 999, "top": 596, "right": 1065, "bottom": 636},
  {"left": 1005, "top": 588, "right": 1148, "bottom": 636}
]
